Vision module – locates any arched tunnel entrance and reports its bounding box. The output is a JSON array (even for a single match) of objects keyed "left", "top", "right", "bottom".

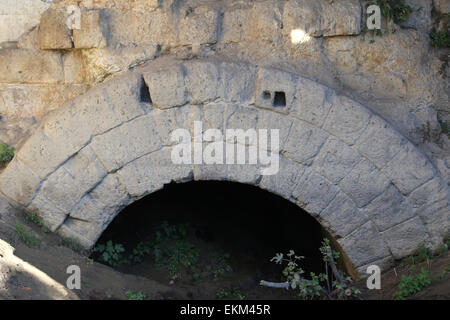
[{"left": 92, "top": 181, "right": 349, "bottom": 299}]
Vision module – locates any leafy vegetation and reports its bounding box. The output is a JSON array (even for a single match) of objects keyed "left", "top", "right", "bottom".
[
  {"left": 430, "top": 29, "right": 450, "bottom": 48},
  {"left": 216, "top": 287, "right": 245, "bottom": 300},
  {"left": 269, "top": 238, "right": 360, "bottom": 300},
  {"left": 125, "top": 290, "right": 147, "bottom": 300},
  {"left": 393, "top": 269, "right": 431, "bottom": 300},
  {"left": 0, "top": 142, "right": 14, "bottom": 166},
  {"left": 93, "top": 221, "right": 199, "bottom": 278},
  {"left": 94, "top": 240, "right": 126, "bottom": 267},
  {"left": 24, "top": 212, "right": 49, "bottom": 233},
  {"left": 439, "top": 120, "right": 450, "bottom": 138},
  {"left": 16, "top": 224, "right": 41, "bottom": 248},
  {"left": 212, "top": 252, "right": 232, "bottom": 279},
  {"left": 371, "top": 0, "right": 414, "bottom": 24}
]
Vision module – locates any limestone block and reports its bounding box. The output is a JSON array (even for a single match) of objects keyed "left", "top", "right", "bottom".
[
  {"left": 356, "top": 116, "right": 407, "bottom": 168},
  {"left": 257, "top": 109, "right": 294, "bottom": 152},
  {"left": 255, "top": 67, "right": 298, "bottom": 114},
  {"left": 222, "top": 8, "right": 252, "bottom": 43},
  {"left": 227, "top": 162, "right": 261, "bottom": 185},
  {"left": 103, "top": 73, "right": 148, "bottom": 122},
  {"left": 148, "top": 147, "right": 193, "bottom": 185},
  {"left": 178, "top": 7, "right": 219, "bottom": 45},
  {"left": 226, "top": 106, "right": 260, "bottom": 145},
  {"left": 43, "top": 86, "right": 121, "bottom": 154},
  {"left": 184, "top": 61, "right": 220, "bottom": 104},
  {"left": 63, "top": 145, "right": 107, "bottom": 196},
  {"left": 73, "top": 9, "right": 107, "bottom": 49},
  {"left": 17, "top": 27, "right": 40, "bottom": 50},
  {"left": 0, "top": 159, "right": 40, "bottom": 206},
  {"left": 63, "top": 50, "right": 85, "bottom": 84},
  {"left": 203, "top": 103, "right": 237, "bottom": 132},
  {"left": 319, "top": 192, "right": 368, "bottom": 238},
  {"left": 219, "top": 62, "right": 257, "bottom": 103},
  {"left": 356, "top": 256, "right": 394, "bottom": 277},
  {"left": 39, "top": 8, "right": 73, "bottom": 50},
  {"left": 322, "top": 95, "right": 371, "bottom": 145},
  {"left": 259, "top": 156, "right": 305, "bottom": 200},
  {"left": 26, "top": 193, "right": 67, "bottom": 232},
  {"left": 82, "top": 46, "right": 159, "bottom": 85},
  {"left": 153, "top": 106, "right": 191, "bottom": 146},
  {"left": 362, "top": 184, "right": 416, "bottom": 232},
  {"left": 89, "top": 174, "right": 130, "bottom": 222},
  {"left": 290, "top": 77, "right": 333, "bottom": 128},
  {"left": 116, "top": 153, "right": 163, "bottom": 199},
  {"left": 57, "top": 219, "right": 97, "bottom": 250},
  {"left": 339, "top": 159, "right": 391, "bottom": 208},
  {"left": 37, "top": 168, "right": 85, "bottom": 212},
  {"left": 0, "top": 83, "right": 86, "bottom": 118},
  {"left": 320, "top": 0, "right": 361, "bottom": 36},
  {"left": 143, "top": 64, "right": 188, "bottom": 109},
  {"left": 193, "top": 163, "right": 227, "bottom": 181},
  {"left": 251, "top": 1, "right": 282, "bottom": 40},
  {"left": 338, "top": 221, "right": 391, "bottom": 268},
  {"left": 0, "top": 0, "right": 50, "bottom": 43},
  {"left": 282, "top": 0, "right": 321, "bottom": 38},
  {"left": 383, "top": 143, "right": 435, "bottom": 195},
  {"left": 407, "top": 178, "right": 450, "bottom": 248},
  {"left": 67, "top": 194, "right": 99, "bottom": 222},
  {"left": 0, "top": 49, "right": 64, "bottom": 84},
  {"left": 292, "top": 167, "right": 339, "bottom": 216},
  {"left": 16, "top": 130, "right": 73, "bottom": 180},
  {"left": 381, "top": 216, "right": 430, "bottom": 259},
  {"left": 283, "top": 119, "right": 329, "bottom": 165},
  {"left": 311, "top": 137, "right": 362, "bottom": 184},
  {"left": 90, "top": 114, "right": 162, "bottom": 172}
]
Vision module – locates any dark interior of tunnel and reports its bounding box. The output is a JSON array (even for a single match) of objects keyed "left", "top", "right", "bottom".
[{"left": 94, "top": 181, "right": 330, "bottom": 299}]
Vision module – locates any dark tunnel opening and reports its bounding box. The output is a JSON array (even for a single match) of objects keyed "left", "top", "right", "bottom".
[{"left": 94, "top": 181, "right": 333, "bottom": 299}]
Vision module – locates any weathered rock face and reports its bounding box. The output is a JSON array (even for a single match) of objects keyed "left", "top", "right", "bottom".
[
  {"left": 0, "top": 0, "right": 448, "bottom": 177},
  {"left": 0, "top": 0, "right": 448, "bottom": 276},
  {"left": 0, "top": 58, "right": 448, "bottom": 276}
]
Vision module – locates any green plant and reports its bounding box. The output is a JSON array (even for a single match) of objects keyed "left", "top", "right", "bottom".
[
  {"left": 216, "top": 287, "right": 244, "bottom": 300},
  {"left": 24, "top": 212, "right": 49, "bottom": 233},
  {"left": 371, "top": 0, "right": 414, "bottom": 24},
  {"left": 216, "top": 288, "right": 230, "bottom": 299},
  {"left": 94, "top": 240, "right": 126, "bottom": 267},
  {"left": 393, "top": 269, "right": 431, "bottom": 300},
  {"left": 267, "top": 238, "right": 360, "bottom": 300},
  {"left": 146, "top": 221, "right": 198, "bottom": 278},
  {"left": 16, "top": 224, "right": 41, "bottom": 248},
  {"left": 125, "top": 290, "right": 147, "bottom": 300},
  {"left": 417, "top": 244, "right": 433, "bottom": 263},
  {"left": 430, "top": 29, "right": 450, "bottom": 48},
  {"left": 212, "top": 252, "right": 232, "bottom": 279},
  {"left": 156, "top": 240, "right": 199, "bottom": 277},
  {"left": 0, "top": 142, "right": 14, "bottom": 165},
  {"left": 128, "top": 241, "right": 152, "bottom": 263}
]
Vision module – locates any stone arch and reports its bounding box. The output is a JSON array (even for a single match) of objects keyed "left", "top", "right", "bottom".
[{"left": 0, "top": 58, "right": 448, "bottom": 276}]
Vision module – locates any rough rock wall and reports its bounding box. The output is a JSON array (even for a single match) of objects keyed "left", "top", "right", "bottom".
[{"left": 0, "top": 0, "right": 449, "bottom": 184}]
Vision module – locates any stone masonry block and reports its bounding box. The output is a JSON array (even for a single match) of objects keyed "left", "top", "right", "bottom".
[
  {"left": 73, "top": 9, "right": 107, "bottom": 49},
  {"left": 143, "top": 64, "right": 188, "bottom": 109},
  {"left": 40, "top": 7, "right": 73, "bottom": 49}
]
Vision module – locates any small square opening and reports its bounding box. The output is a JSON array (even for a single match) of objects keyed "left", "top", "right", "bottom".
[
  {"left": 262, "top": 91, "right": 271, "bottom": 100},
  {"left": 273, "top": 91, "right": 286, "bottom": 107}
]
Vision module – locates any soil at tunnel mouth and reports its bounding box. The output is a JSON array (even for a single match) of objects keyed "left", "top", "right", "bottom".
[{"left": 93, "top": 181, "right": 330, "bottom": 299}]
